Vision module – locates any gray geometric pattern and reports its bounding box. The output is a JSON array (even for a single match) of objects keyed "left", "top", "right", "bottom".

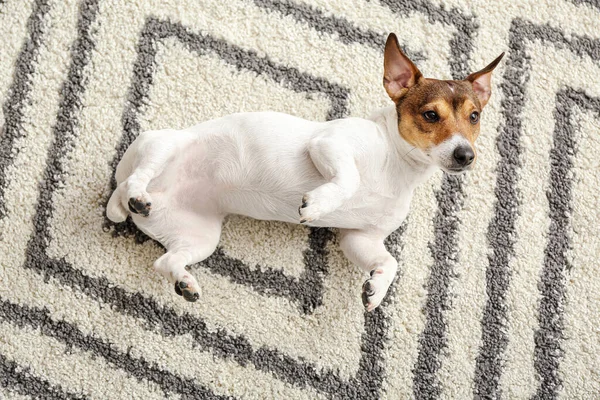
[
  {"left": 108, "top": 16, "right": 345, "bottom": 314},
  {"left": 475, "top": 20, "right": 600, "bottom": 399},
  {"left": 1, "top": 0, "right": 599, "bottom": 398}
]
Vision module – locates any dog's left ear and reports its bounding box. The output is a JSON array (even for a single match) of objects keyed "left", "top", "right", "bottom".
[{"left": 465, "top": 52, "right": 505, "bottom": 108}]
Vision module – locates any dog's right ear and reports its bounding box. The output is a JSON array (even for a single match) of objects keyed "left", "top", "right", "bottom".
[{"left": 383, "top": 33, "right": 423, "bottom": 101}]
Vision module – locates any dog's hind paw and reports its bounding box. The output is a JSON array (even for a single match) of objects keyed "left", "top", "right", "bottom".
[
  {"left": 128, "top": 196, "right": 152, "bottom": 217},
  {"left": 298, "top": 194, "right": 323, "bottom": 224},
  {"left": 174, "top": 277, "right": 200, "bottom": 302},
  {"left": 361, "top": 269, "right": 390, "bottom": 312}
]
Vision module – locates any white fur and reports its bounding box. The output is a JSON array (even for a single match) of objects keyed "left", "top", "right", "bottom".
[
  {"left": 107, "top": 106, "right": 467, "bottom": 310},
  {"left": 429, "top": 133, "right": 474, "bottom": 174}
]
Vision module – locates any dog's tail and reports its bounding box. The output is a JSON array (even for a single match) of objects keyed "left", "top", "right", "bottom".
[{"left": 106, "top": 185, "right": 128, "bottom": 222}]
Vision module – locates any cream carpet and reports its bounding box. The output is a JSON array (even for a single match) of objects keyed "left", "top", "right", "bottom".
[{"left": 1, "top": 0, "right": 599, "bottom": 398}]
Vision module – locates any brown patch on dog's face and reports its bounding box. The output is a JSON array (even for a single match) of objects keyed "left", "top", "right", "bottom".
[
  {"left": 396, "top": 79, "right": 482, "bottom": 155},
  {"left": 383, "top": 33, "right": 504, "bottom": 172}
]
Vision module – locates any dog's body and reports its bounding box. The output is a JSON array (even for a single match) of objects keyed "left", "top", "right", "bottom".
[{"left": 107, "top": 33, "right": 503, "bottom": 310}]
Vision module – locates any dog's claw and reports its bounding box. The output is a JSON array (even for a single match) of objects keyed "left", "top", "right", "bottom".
[
  {"left": 174, "top": 280, "right": 199, "bottom": 302},
  {"left": 362, "top": 280, "right": 375, "bottom": 296},
  {"left": 128, "top": 197, "right": 151, "bottom": 217},
  {"left": 362, "top": 279, "right": 384, "bottom": 312},
  {"left": 361, "top": 290, "right": 370, "bottom": 309},
  {"left": 128, "top": 202, "right": 137, "bottom": 214},
  {"left": 298, "top": 193, "right": 322, "bottom": 223},
  {"left": 183, "top": 291, "right": 200, "bottom": 302}
]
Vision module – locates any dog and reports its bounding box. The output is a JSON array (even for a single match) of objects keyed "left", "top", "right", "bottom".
[{"left": 106, "top": 33, "right": 503, "bottom": 311}]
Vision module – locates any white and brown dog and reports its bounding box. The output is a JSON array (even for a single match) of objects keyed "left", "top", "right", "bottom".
[{"left": 107, "top": 33, "right": 503, "bottom": 311}]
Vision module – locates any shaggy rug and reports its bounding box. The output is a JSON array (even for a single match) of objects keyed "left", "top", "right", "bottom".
[{"left": 0, "top": 0, "right": 599, "bottom": 398}]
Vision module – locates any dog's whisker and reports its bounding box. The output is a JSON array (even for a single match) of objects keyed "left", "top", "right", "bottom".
[
  {"left": 403, "top": 147, "right": 417, "bottom": 158},
  {"left": 397, "top": 146, "right": 417, "bottom": 164}
]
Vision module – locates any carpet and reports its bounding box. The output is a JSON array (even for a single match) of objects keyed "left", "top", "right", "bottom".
[{"left": 0, "top": 0, "right": 599, "bottom": 398}]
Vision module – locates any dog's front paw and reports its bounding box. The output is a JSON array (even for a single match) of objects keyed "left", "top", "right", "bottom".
[
  {"left": 128, "top": 196, "right": 152, "bottom": 217},
  {"left": 361, "top": 268, "right": 390, "bottom": 312},
  {"left": 298, "top": 193, "right": 324, "bottom": 224},
  {"left": 174, "top": 275, "right": 200, "bottom": 302}
]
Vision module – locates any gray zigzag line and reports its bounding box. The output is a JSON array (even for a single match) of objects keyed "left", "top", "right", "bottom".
[
  {"left": 372, "top": 1, "right": 478, "bottom": 398},
  {"left": 378, "top": 0, "right": 478, "bottom": 79},
  {"left": 412, "top": 174, "right": 465, "bottom": 399},
  {"left": 533, "top": 88, "right": 600, "bottom": 400},
  {"left": 15, "top": 0, "right": 477, "bottom": 399},
  {"left": 570, "top": 0, "right": 600, "bottom": 10},
  {"left": 0, "top": 352, "right": 86, "bottom": 400},
  {"left": 107, "top": 16, "right": 344, "bottom": 315},
  {"left": 17, "top": 0, "right": 237, "bottom": 398},
  {"left": 474, "top": 18, "right": 600, "bottom": 400},
  {"left": 0, "top": 298, "right": 233, "bottom": 400},
  {"left": 110, "top": 6, "right": 478, "bottom": 398},
  {"left": 0, "top": 0, "right": 51, "bottom": 219},
  {"left": 21, "top": 6, "right": 390, "bottom": 400},
  {"left": 251, "top": 0, "right": 425, "bottom": 61}
]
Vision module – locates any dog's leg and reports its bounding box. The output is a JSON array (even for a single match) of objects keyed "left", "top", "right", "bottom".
[
  {"left": 154, "top": 245, "right": 217, "bottom": 302},
  {"left": 339, "top": 229, "right": 397, "bottom": 312},
  {"left": 125, "top": 138, "right": 174, "bottom": 217},
  {"left": 106, "top": 184, "right": 128, "bottom": 222},
  {"left": 299, "top": 138, "right": 360, "bottom": 223},
  {"left": 153, "top": 215, "right": 222, "bottom": 302},
  {"left": 154, "top": 249, "right": 204, "bottom": 302}
]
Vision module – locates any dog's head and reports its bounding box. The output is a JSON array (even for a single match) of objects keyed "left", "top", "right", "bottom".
[{"left": 383, "top": 33, "right": 504, "bottom": 174}]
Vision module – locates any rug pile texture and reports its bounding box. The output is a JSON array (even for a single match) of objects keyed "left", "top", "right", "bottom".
[{"left": 0, "top": 0, "right": 599, "bottom": 398}]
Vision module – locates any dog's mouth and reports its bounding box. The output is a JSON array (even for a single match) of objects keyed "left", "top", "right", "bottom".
[{"left": 441, "top": 166, "right": 473, "bottom": 175}]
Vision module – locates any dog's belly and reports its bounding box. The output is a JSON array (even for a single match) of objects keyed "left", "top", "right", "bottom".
[
  {"left": 145, "top": 152, "right": 403, "bottom": 231},
  {"left": 212, "top": 155, "right": 393, "bottom": 229},
  {"left": 310, "top": 193, "right": 409, "bottom": 230},
  {"left": 218, "top": 181, "right": 323, "bottom": 224},
  {"left": 133, "top": 112, "right": 407, "bottom": 232},
  {"left": 220, "top": 186, "right": 405, "bottom": 231}
]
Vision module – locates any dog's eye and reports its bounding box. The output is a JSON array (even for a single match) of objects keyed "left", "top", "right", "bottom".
[
  {"left": 422, "top": 111, "right": 439, "bottom": 123},
  {"left": 470, "top": 111, "right": 480, "bottom": 124}
]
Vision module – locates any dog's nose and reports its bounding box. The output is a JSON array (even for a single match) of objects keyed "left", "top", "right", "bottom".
[{"left": 453, "top": 146, "right": 475, "bottom": 166}]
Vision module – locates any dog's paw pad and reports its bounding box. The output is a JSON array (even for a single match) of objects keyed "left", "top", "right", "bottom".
[
  {"left": 128, "top": 197, "right": 152, "bottom": 217},
  {"left": 361, "top": 278, "right": 386, "bottom": 312},
  {"left": 174, "top": 279, "right": 200, "bottom": 302}
]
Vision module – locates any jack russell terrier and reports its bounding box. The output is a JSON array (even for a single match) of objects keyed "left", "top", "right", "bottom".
[{"left": 107, "top": 33, "right": 503, "bottom": 311}]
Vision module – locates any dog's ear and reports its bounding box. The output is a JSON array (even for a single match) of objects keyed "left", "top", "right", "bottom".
[
  {"left": 465, "top": 52, "right": 505, "bottom": 108},
  {"left": 383, "top": 33, "right": 423, "bottom": 101}
]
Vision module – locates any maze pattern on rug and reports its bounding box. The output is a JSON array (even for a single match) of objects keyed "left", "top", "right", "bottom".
[{"left": 0, "top": 0, "right": 599, "bottom": 398}]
